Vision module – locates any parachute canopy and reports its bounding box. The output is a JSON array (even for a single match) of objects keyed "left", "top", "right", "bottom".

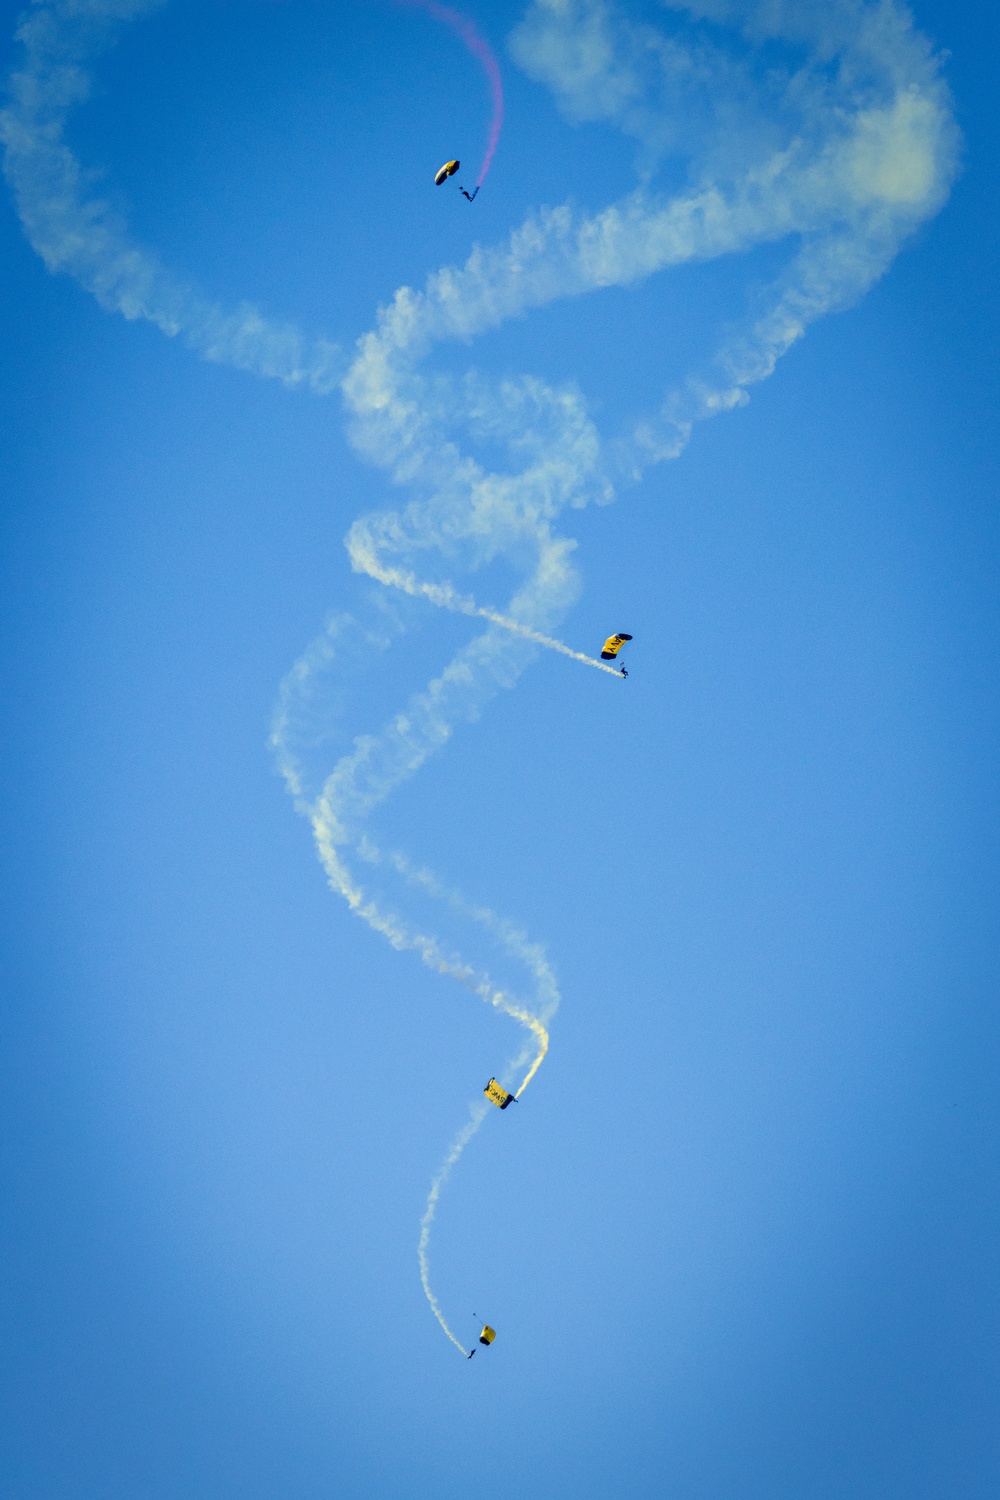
[
  {"left": 601, "top": 632, "right": 633, "bottom": 660},
  {"left": 484, "top": 1077, "right": 516, "bottom": 1109},
  {"left": 479, "top": 1325, "right": 497, "bottom": 1347},
  {"left": 434, "top": 160, "right": 460, "bottom": 185}
]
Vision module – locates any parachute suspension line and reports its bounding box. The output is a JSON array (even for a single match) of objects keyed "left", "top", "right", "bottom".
[{"left": 349, "top": 551, "right": 625, "bottom": 678}]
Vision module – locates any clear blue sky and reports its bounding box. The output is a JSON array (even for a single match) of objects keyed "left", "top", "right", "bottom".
[{"left": 1, "top": 2, "right": 998, "bottom": 1497}]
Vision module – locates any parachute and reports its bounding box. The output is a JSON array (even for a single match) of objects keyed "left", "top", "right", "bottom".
[
  {"left": 434, "top": 157, "right": 480, "bottom": 202},
  {"left": 600, "top": 633, "right": 633, "bottom": 660},
  {"left": 484, "top": 1077, "right": 516, "bottom": 1109},
  {"left": 419, "top": 0, "right": 504, "bottom": 203},
  {"left": 467, "top": 1321, "right": 497, "bottom": 1357}
]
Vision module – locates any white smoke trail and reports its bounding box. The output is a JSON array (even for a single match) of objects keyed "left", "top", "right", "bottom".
[
  {"left": 274, "top": 635, "right": 556, "bottom": 1352},
  {"left": 418, "top": 1104, "right": 489, "bottom": 1357},
  {"left": 2, "top": 0, "right": 959, "bottom": 1353},
  {"left": 0, "top": 0, "right": 343, "bottom": 390},
  {"left": 343, "top": 549, "right": 626, "bottom": 676}
]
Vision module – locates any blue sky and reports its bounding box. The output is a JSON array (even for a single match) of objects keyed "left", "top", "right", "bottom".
[{"left": 1, "top": 1, "right": 998, "bottom": 1496}]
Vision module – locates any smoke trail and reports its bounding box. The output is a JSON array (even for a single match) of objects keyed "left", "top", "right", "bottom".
[
  {"left": 275, "top": 655, "right": 556, "bottom": 1351},
  {"left": 343, "top": 545, "right": 625, "bottom": 675},
  {"left": 0, "top": 0, "right": 344, "bottom": 388},
  {"left": 418, "top": 1106, "right": 488, "bottom": 1356},
  {"left": 2, "top": 0, "right": 959, "bottom": 1355},
  {"left": 403, "top": 0, "right": 505, "bottom": 188}
]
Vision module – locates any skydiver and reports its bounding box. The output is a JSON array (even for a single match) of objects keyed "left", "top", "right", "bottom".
[
  {"left": 621, "top": 667, "right": 628, "bottom": 679},
  {"left": 460, "top": 186, "right": 479, "bottom": 202}
]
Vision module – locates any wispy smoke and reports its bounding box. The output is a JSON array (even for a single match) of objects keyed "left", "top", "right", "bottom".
[
  {"left": 401, "top": 0, "right": 505, "bottom": 189},
  {"left": 3, "top": 0, "right": 959, "bottom": 1353},
  {"left": 0, "top": 0, "right": 343, "bottom": 390}
]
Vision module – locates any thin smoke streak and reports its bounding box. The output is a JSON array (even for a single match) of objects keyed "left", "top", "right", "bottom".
[
  {"left": 418, "top": 1109, "right": 488, "bottom": 1356},
  {"left": 400, "top": 0, "right": 504, "bottom": 188},
  {"left": 348, "top": 548, "right": 625, "bottom": 676}
]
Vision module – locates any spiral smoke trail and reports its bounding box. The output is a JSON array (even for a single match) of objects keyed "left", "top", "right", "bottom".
[{"left": 2, "top": 0, "right": 958, "bottom": 1353}]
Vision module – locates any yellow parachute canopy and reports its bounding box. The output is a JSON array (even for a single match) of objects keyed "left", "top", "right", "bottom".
[
  {"left": 484, "top": 1077, "right": 516, "bottom": 1109},
  {"left": 479, "top": 1325, "right": 497, "bottom": 1347},
  {"left": 601, "top": 632, "right": 633, "bottom": 660},
  {"left": 434, "top": 159, "right": 460, "bottom": 185}
]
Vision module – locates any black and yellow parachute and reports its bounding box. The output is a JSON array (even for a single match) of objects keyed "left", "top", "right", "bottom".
[
  {"left": 484, "top": 1077, "right": 516, "bottom": 1109},
  {"left": 434, "top": 159, "right": 460, "bottom": 185},
  {"left": 467, "top": 1321, "right": 497, "bottom": 1358},
  {"left": 601, "top": 632, "right": 633, "bottom": 660}
]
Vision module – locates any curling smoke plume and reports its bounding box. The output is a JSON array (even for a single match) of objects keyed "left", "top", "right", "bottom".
[{"left": 2, "top": 0, "right": 959, "bottom": 1357}]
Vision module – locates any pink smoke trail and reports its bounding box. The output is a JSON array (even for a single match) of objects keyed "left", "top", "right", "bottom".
[{"left": 398, "top": 0, "right": 504, "bottom": 188}]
